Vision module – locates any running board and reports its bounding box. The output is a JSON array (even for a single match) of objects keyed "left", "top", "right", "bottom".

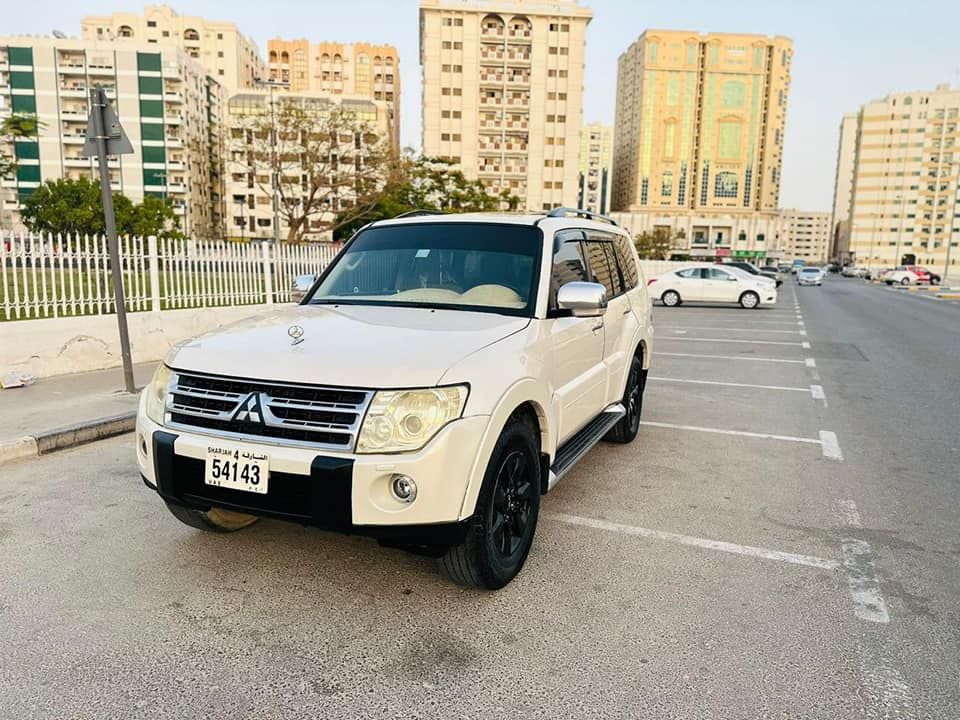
[{"left": 548, "top": 403, "right": 626, "bottom": 491}]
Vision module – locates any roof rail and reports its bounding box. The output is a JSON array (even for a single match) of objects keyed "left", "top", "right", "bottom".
[
  {"left": 543, "top": 207, "right": 618, "bottom": 227},
  {"left": 393, "top": 209, "right": 444, "bottom": 219}
]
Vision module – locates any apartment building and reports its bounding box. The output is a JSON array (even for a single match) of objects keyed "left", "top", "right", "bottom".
[
  {"left": 780, "top": 209, "right": 831, "bottom": 263},
  {"left": 0, "top": 37, "right": 223, "bottom": 236},
  {"left": 611, "top": 30, "right": 792, "bottom": 257},
  {"left": 81, "top": 5, "right": 264, "bottom": 93},
  {"left": 224, "top": 91, "right": 391, "bottom": 242},
  {"left": 840, "top": 84, "right": 960, "bottom": 273},
  {"left": 830, "top": 113, "right": 858, "bottom": 261},
  {"left": 419, "top": 0, "right": 592, "bottom": 211},
  {"left": 578, "top": 122, "right": 612, "bottom": 215},
  {"left": 267, "top": 40, "right": 400, "bottom": 151}
]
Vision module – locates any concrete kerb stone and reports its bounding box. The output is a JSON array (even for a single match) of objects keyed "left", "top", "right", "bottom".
[{"left": 0, "top": 411, "right": 136, "bottom": 467}]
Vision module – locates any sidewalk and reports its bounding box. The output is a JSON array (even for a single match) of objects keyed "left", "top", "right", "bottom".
[{"left": 0, "top": 362, "right": 156, "bottom": 463}]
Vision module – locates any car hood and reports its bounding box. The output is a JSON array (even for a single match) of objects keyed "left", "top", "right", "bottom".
[{"left": 167, "top": 304, "right": 529, "bottom": 388}]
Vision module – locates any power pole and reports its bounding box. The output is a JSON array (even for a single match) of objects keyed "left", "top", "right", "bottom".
[{"left": 83, "top": 87, "right": 135, "bottom": 394}]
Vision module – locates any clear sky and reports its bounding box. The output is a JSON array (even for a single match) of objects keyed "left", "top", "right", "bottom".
[{"left": 11, "top": 0, "right": 960, "bottom": 210}]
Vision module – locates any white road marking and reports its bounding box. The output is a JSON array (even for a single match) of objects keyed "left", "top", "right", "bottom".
[
  {"left": 856, "top": 647, "right": 917, "bottom": 719},
  {"left": 642, "top": 421, "right": 822, "bottom": 445},
  {"left": 802, "top": 341, "right": 811, "bottom": 349},
  {"left": 661, "top": 337, "right": 805, "bottom": 347},
  {"left": 649, "top": 376, "right": 811, "bottom": 392},
  {"left": 805, "top": 358, "right": 817, "bottom": 368},
  {"left": 655, "top": 352, "right": 807, "bottom": 364},
  {"left": 550, "top": 513, "right": 841, "bottom": 571},
  {"left": 810, "top": 385, "right": 825, "bottom": 400},
  {"left": 833, "top": 500, "right": 890, "bottom": 623},
  {"left": 819, "top": 430, "right": 843, "bottom": 460},
  {"left": 657, "top": 325, "right": 805, "bottom": 334},
  {"left": 799, "top": 329, "right": 807, "bottom": 336}
]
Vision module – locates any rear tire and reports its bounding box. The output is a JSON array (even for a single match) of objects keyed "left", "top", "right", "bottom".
[
  {"left": 165, "top": 502, "right": 258, "bottom": 533},
  {"left": 439, "top": 417, "right": 541, "bottom": 589},
  {"left": 900, "top": 277, "right": 910, "bottom": 285},
  {"left": 739, "top": 291, "right": 760, "bottom": 309},
  {"left": 605, "top": 354, "right": 646, "bottom": 444},
  {"left": 661, "top": 290, "right": 680, "bottom": 307}
]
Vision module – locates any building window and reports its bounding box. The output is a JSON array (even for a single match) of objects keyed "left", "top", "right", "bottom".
[
  {"left": 661, "top": 171, "right": 673, "bottom": 196},
  {"left": 721, "top": 80, "right": 745, "bottom": 108},
  {"left": 718, "top": 122, "right": 742, "bottom": 160},
  {"left": 715, "top": 172, "right": 738, "bottom": 198}
]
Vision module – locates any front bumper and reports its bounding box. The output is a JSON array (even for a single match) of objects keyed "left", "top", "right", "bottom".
[
  {"left": 759, "top": 290, "right": 778, "bottom": 304},
  {"left": 136, "top": 404, "right": 491, "bottom": 537}
]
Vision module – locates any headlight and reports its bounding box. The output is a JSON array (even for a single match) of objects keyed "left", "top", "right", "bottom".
[
  {"left": 144, "top": 364, "right": 173, "bottom": 425},
  {"left": 356, "top": 385, "right": 468, "bottom": 454}
]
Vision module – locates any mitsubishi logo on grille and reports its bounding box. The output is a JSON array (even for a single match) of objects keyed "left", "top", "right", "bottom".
[{"left": 233, "top": 393, "right": 264, "bottom": 425}]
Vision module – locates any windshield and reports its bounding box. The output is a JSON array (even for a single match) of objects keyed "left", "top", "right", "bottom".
[
  {"left": 309, "top": 222, "right": 541, "bottom": 316},
  {"left": 800, "top": 268, "right": 820, "bottom": 274}
]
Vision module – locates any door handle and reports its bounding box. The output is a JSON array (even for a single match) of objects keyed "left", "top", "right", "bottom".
[
  {"left": 591, "top": 320, "right": 603, "bottom": 333},
  {"left": 622, "top": 307, "right": 632, "bottom": 316}
]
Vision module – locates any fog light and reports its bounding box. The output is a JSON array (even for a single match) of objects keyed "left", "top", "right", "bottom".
[{"left": 390, "top": 474, "right": 417, "bottom": 503}]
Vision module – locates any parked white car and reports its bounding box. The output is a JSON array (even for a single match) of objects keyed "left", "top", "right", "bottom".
[
  {"left": 797, "top": 267, "right": 825, "bottom": 286},
  {"left": 648, "top": 264, "right": 778, "bottom": 309},
  {"left": 883, "top": 268, "right": 919, "bottom": 285},
  {"left": 136, "top": 209, "right": 654, "bottom": 589}
]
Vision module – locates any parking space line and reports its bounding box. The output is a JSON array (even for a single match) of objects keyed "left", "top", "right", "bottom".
[
  {"left": 661, "top": 337, "right": 806, "bottom": 347},
  {"left": 818, "top": 431, "right": 843, "bottom": 460},
  {"left": 649, "top": 376, "right": 810, "bottom": 392},
  {"left": 810, "top": 384, "right": 827, "bottom": 407},
  {"left": 550, "top": 513, "right": 841, "bottom": 570},
  {"left": 655, "top": 352, "right": 807, "bottom": 364},
  {"left": 832, "top": 499, "right": 890, "bottom": 624},
  {"left": 802, "top": 341, "right": 811, "bottom": 349},
  {"left": 642, "top": 421, "right": 844, "bottom": 461},
  {"left": 658, "top": 325, "right": 806, "bottom": 334},
  {"left": 805, "top": 358, "right": 817, "bottom": 367}
]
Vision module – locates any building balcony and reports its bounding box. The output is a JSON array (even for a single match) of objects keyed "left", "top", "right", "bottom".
[
  {"left": 62, "top": 134, "right": 86, "bottom": 144},
  {"left": 480, "top": 50, "right": 505, "bottom": 61},
  {"left": 480, "top": 73, "right": 504, "bottom": 84},
  {"left": 165, "top": 137, "right": 183, "bottom": 148},
  {"left": 87, "top": 65, "right": 115, "bottom": 76},
  {"left": 60, "top": 108, "right": 88, "bottom": 120},
  {"left": 164, "top": 91, "right": 182, "bottom": 102},
  {"left": 480, "top": 98, "right": 503, "bottom": 107},
  {"left": 506, "top": 53, "right": 530, "bottom": 63},
  {"left": 506, "top": 75, "right": 530, "bottom": 86},
  {"left": 165, "top": 114, "right": 183, "bottom": 124},
  {"left": 63, "top": 157, "right": 92, "bottom": 167},
  {"left": 506, "top": 97, "right": 529, "bottom": 108},
  {"left": 59, "top": 86, "right": 88, "bottom": 98},
  {"left": 481, "top": 27, "right": 505, "bottom": 38},
  {"left": 57, "top": 63, "right": 87, "bottom": 76}
]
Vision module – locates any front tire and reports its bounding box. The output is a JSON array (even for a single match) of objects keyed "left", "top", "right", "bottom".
[
  {"left": 900, "top": 277, "right": 910, "bottom": 285},
  {"left": 605, "top": 354, "right": 646, "bottom": 443},
  {"left": 739, "top": 291, "right": 760, "bottom": 309},
  {"left": 165, "top": 502, "right": 259, "bottom": 533},
  {"left": 439, "top": 417, "right": 541, "bottom": 589},
  {"left": 661, "top": 290, "right": 681, "bottom": 307}
]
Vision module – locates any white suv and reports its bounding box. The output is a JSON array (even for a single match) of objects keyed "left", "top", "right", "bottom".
[{"left": 136, "top": 209, "right": 654, "bottom": 588}]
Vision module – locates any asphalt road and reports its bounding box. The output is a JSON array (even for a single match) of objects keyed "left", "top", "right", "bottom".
[{"left": 0, "top": 276, "right": 957, "bottom": 719}]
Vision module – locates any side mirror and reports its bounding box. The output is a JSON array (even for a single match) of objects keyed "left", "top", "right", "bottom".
[
  {"left": 557, "top": 281, "right": 608, "bottom": 318},
  {"left": 291, "top": 274, "right": 317, "bottom": 303}
]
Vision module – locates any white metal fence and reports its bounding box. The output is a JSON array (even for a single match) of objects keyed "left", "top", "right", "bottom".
[{"left": 0, "top": 231, "right": 340, "bottom": 321}]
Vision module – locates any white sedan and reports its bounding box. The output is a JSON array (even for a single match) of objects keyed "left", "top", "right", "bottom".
[
  {"left": 648, "top": 264, "right": 778, "bottom": 309},
  {"left": 882, "top": 268, "right": 919, "bottom": 286},
  {"left": 797, "top": 267, "right": 825, "bottom": 286}
]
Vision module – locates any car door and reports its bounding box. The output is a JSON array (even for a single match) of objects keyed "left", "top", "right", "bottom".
[
  {"left": 584, "top": 232, "right": 638, "bottom": 406},
  {"left": 547, "top": 230, "right": 607, "bottom": 444},
  {"left": 702, "top": 266, "right": 741, "bottom": 302},
  {"left": 672, "top": 267, "right": 705, "bottom": 300}
]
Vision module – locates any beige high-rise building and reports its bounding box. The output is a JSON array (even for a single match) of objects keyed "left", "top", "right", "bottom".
[
  {"left": 266, "top": 40, "right": 400, "bottom": 150},
  {"left": 578, "top": 122, "right": 612, "bottom": 215},
  {"left": 611, "top": 30, "right": 792, "bottom": 257},
  {"left": 780, "top": 209, "right": 831, "bottom": 263},
  {"left": 830, "top": 113, "right": 858, "bottom": 261},
  {"left": 81, "top": 5, "right": 264, "bottom": 93},
  {"left": 224, "top": 92, "right": 392, "bottom": 242},
  {"left": 0, "top": 37, "right": 223, "bottom": 237},
  {"left": 419, "top": 0, "right": 592, "bottom": 211},
  {"left": 841, "top": 84, "right": 960, "bottom": 274}
]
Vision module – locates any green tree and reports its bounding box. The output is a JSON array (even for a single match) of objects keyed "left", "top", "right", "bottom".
[
  {"left": 21, "top": 177, "right": 181, "bottom": 238},
  {"left": 333, "top": 155, "right": 520, "bottom": 239},
  {"left": 634, "top": 228, "right": 674, "bottom": 260}
]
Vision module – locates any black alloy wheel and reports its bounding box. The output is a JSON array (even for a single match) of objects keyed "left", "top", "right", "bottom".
[{"left": 490, "top": 450, "right": 537, "bottom": 561}]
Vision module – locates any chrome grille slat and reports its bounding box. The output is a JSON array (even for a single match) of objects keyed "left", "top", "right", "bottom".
[{"left": 165, "top": 371, "right": 373, "bottom": 450}]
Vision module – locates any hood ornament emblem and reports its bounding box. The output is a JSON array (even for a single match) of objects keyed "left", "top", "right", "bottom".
[{"left": 288, "top": 324, "right": 305, "bottom": 346}]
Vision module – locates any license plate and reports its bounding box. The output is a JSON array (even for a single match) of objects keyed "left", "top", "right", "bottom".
[{"left": 204, "top": 445, "right": 269, "bottom": 494}]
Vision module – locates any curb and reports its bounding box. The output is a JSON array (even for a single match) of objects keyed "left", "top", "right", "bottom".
[{"left": 0, "top": 411, "right": 136, "bottom": 466}]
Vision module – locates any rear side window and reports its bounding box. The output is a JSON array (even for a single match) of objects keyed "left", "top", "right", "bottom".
[
  {"left": 676, "top": 268, "right": 702, "bottom": 279},
  {"left": 612, "top": 235, "right": 640, "bottom": 289}
]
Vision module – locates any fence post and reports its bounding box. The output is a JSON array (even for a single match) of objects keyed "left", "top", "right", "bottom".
[
  {"left": 261, "top": 241, "right": 274, "bottom": 305},
  {"left": 147, "top": 235, "right": 161, "bottom": 312}
]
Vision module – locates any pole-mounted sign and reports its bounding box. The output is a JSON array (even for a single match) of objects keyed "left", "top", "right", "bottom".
[{"left": 82, "top": 86, "right": 136, "bottom": 394}]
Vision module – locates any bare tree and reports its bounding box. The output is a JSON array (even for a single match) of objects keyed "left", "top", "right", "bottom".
[{"left": 228, "top": 97, "right": 391, "bottom": 243}]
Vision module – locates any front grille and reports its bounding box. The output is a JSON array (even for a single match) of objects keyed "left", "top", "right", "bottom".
[{"left": 166, "top": 371, "right": 373, "bottom": 450}]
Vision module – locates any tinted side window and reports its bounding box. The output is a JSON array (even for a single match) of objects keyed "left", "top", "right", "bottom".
[
  {"left": 613, "top": 235, "right": 640, "bottom": 289},
  {"left": 707, "top": 267, "right": 734, "bottom": 281},
  {"left": 551, "top": 238, "right": 589, "bottom": 307},
  {"left": 677, "top": 268, "right": 702, "bottom": 279},
  {"left": 585, "top": 240, "right": 619, "bottom": 298}
]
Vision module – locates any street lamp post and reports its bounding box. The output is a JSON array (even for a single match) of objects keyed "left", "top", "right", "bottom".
[{"left": 253, "top": 77, "right": 290, "bottom": 244}]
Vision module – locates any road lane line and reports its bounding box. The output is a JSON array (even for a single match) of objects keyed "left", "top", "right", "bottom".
[
  {"left": 819, "top": 430, "right": 843, "bottom": 460},
  {"left": 649, "top": 376, "right": 811, "bottom": 392},
  {"left": 833, "top": 499, "right": 890, "bottom": 623},
  {"left": 660, "top": 337, "right": 806, "bottom": 347},
  {"left": 641, "top": 421, "right": 822, "bottom": 445},
  {"left": 550, "top": 513, "right": 841, "bottom": 570},
  {"left": 655, "top": 352, "right": 807, "bottom": 364}
]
